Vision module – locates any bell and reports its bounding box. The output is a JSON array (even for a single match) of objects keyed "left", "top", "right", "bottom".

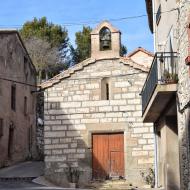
[{"left": 102, "top": 40, "right": 110, "bottom": 48}]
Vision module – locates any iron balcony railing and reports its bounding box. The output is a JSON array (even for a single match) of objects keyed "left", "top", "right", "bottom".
[{"left": 141, "top": 52, "right": 178, "bottom": 114}]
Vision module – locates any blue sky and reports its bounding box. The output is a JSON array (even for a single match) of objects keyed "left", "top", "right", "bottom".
[{"left": 0, "top": 0, "right": 153, "bottom": 53}]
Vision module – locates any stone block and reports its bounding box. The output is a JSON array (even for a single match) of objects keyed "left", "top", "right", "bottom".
[
  {"left": 115, "top": 81, "right": 131, "bottom": 87},
  {"left": 72, "top": 95, "right": 89, "bottom": 101},
  {"left": 45, "top": 156, "right": 66, "bottom": 162},
  {"left": 52, "top": 125, "right": 67, "bottom": 131},
  {"left": 77, "top": 149, "right": 86, "bottom": 153},
  {"left": 60, "top": 102, "right": 81, "bottom": 108},
  {"left": 60, "top": 138, "right": 72, "bottom": 143},
  {"left": 110, "top": 100, "right": 126, "bottom": 105},
  {"left": 134, "top": 127, "right": 149, "bottom": 133},
  {"left": 52, "top": 149, "right": 62, "bottom": 155},
  {"left": 71, "top": 143, "right": 77, "bottom": 148},
  {"left": 82, "top": 100, "right": 109, "bottom": 107},
  {"left": 81, "top": 118, "right": 99, "bottom": 123},
  {"left": 68, "top": 124, "right": 86, "bottom": 130},
  {"left": 45, "top": 131, "right": 65, "bottom": 138},
  {"left": 132, "top": 151, "right": 148, "bottom": 156},
  {"left": 100, "top": 118, "right": 113, "bottom": 123},
  {"left": 44, "top": 139, "right": 51, "bottom": 144},
  {"left": 45, "top": 120, "right": 61, "bottom": 125},
  {"left": 106, "top": 112, "right": 122, "bottom": 117},
  {"left": 128, "top": 99, "right": 141, "bottom": 105},
  {"left": 148, "top": 139, "right": 154, "bottom": 144},
  {"left": 86, "top": 83, "right": 99, "bottom": 89},
  {"left": 143, "top": 134, "right": 154, "bottom": 138},
  {"left": 114, "top": 94, "right": 121, "bottom": 99},
  {"left": 122, "top": 93, "right": 136, "bottom": 99},
  {"left": 143, "top": 144, "right": 154, "bottom": 150},
  {"left": 63, "top": 149, "right": 76, "bottom": 154},
  {"left": 99, "top": 106, "right": 112, "bottom": 112},
  {"left": 138, "top": 157, "right": 154, "bottom": 164},
  {"left": 44, "top": 150, "right": 51, "bottom": 155},
  {"left": 66, "top": 131, "right": 80, "bottom": 137},
  {"left": 52, "top": 139, "right": 59, "bottom": 144},
  {"left": 138, "top": 139, "right": 147, "bottom": 145},
  {"left": 45, "top": 144, "right": 68, "bottom": 149},
  {"left": 133, "top": 111, "right": 142, "bottom": 117}
]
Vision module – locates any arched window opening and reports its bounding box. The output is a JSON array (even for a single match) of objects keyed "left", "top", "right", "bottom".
[{"left": 99, "top": 27, "right": 111, "bottom": 51}]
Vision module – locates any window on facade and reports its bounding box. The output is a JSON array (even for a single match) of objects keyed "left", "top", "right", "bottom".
[
  {"left": 0, "top": 81, "right": 2, "bottom": 96},
  {"left": 24, "top": 96, "right": 27, "bottom": 116},
  {"left": 99, "top": 27, "right": 111, "bottom": 51},
  {"left": 24, "top": 56, "right": 27, "bottom": 73},
  {"left": 106, "top": 83, "right": 109, "bottom": 100},
  {"left": 156, "top": 4, "right": 161, "bottom": 25},
  {"left": 11, "top": 85, "right": 16, "bottom": 111},
  {"left": 0, "top": 119, "right": 3, "bottom": 137},
  {"left": 101, "top": 78, "right": 111, "bottom": 100}
]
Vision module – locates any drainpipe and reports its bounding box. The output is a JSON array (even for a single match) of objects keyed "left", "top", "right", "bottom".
[{"left": 154, "top": 124, "right": 158, "bottom": 188}]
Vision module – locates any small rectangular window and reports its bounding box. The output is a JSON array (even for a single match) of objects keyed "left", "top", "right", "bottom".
[
  {"left": 0, "top": 119, "right": 3, "bottom": 137},
  {"left": 156, "top": 4, "right": 161, "bottom": 25},
  {"left": 24, "top": 96, "right": 27, "bottom": 115},
  {"left": 11, "top": 85, "right": 16, "bottom": 111},
  {"left": 0, "top": 80, "right": 2, "bottom": 96},
  {"left": 106, "top": 83, "right": 109, "bottom": 100}
]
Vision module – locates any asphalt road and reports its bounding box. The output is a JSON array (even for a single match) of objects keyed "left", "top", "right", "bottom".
[{"left": 0, "top": 181, "right": 89, "bottom": 190}]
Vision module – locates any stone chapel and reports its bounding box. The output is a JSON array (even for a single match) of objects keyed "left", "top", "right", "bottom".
[{"left": 42, "top": 21, "right": 154, "bottom": 187}]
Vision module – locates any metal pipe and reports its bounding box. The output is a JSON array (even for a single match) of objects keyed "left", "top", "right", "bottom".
[{"left": 154, "top": 124, "right": 159, "bottom": 188}]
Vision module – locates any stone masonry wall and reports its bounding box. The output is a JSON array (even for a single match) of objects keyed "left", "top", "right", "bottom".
[
  {"left": 0, "top": 32, "right": 37, "bottom": 167},
  {"left": 44, "top": 59, "right": 154, "bottom": 187},
  {"left": 177, "top": 1, "right": 190, "bottom": 189}
]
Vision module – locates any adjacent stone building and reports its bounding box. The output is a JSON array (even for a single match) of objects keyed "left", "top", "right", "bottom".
[
  {"left": 0, "top": 30, "right": 37, "bottom": 167},
  {"left": 143, "top": 1, "right": 190, "bottom": 190},
  {"left": 42, "top": 21, "right": 154, "bottom": 187}
]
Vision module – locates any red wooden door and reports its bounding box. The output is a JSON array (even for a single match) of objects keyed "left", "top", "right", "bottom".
[{"left": 92, "top": 133, "right": 124, "bottom": 179}]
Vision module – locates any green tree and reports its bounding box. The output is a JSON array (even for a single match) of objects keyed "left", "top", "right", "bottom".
[
  {"left": 20, "top": 17, "right": 69, "bottom": 82},
  {"left": 75, "top": 26, "right": 92, "bottom": 63},
  {"left": 120, "top": 44, "right": 127, "bottom": 56}
]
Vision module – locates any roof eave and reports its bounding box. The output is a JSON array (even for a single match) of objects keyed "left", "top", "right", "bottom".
[{"left": 145, "top": 0, "right": 153, "bottom": 33}]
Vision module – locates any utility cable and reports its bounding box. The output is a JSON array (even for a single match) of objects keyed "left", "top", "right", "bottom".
[{"left": 0, "top": 7, "right": 179, "bottom": 29}]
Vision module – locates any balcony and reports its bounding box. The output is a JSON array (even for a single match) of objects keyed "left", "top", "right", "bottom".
[{"left": 141, "top": 52, "right": 178, "bottom": 122}]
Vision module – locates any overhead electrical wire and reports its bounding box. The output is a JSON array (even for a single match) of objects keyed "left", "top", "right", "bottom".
[
  {"left": 0, "top": 7, "right": 180, "bottom": 87},
  {"left": 0, "top": 7, "right": 179, "bottom": 28}
]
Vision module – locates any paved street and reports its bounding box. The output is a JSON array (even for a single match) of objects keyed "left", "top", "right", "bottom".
[
  {"left": 0, "top": 161, "right": 89, "bottom": 190},
  {"left": 0, "top": 181, "right": 89, "bottom": 190},
  {"left": 0, "top": 161, "right": 44, "bottom": 178}
]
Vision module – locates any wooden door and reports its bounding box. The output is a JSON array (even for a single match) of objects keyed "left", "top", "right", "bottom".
[
  {"left": 92, "top": 133, "right": 124, "bottom": 179},
  {"left": 109, "top": 133, "right": 124, "bottom": 177}
]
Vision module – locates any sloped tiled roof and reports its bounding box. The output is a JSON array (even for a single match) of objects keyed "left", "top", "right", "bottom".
[
  {"left": 0, "top": 29, "right": 36, "bottom": 73},
  {"left": 40, "top": 56, "right": 149, "bottom": 90},
  {"left": 127, "top": 47, "right": 154, "bottom": 58}
]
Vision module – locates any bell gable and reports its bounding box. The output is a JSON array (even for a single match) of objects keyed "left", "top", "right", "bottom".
[{"left": 91, "top": 21, "right": 121, "bottom": 59}]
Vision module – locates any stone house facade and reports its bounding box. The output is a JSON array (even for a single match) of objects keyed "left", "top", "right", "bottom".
[
  {"left": 0, "top": 30, "right": 37, "bottom": 167},
  {"left": 144, "top": 0, "right": 190, "bottom": 190},
  {"left": 42, "top": 21, "right": 154, "bottom": 187}
]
